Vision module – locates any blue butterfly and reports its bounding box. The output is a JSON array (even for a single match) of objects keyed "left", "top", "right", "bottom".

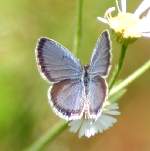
[{"left": 36, "top": 30, "right": 111, "bottom": 121}]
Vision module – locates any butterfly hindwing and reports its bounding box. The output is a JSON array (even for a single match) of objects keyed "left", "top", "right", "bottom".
[
  {"left": 87, "top": 76, "right": 107, "bottom": 119},
  {"left": 49, "top": 79, "right": 85, "bottom": 120}
]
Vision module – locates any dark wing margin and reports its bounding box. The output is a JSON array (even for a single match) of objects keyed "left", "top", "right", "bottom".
[
  {"left": 48, "top": 79, "right": 84, "bottom": 120},
  {"left": 88, "top": 30, "right": 111, "bottom": 77},
  {"left": 87, "top": 76, "right": 108, "bottom": 119},
  {"left": 36, "top": 37, "right": 82, "bottom": 83}
]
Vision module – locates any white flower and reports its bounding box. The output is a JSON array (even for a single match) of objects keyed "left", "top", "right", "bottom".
[
  {"left": 97, "top": 0, "right": 150, "bottom": 39},
  {"left": 69, "top": 101, "right": 120, "bottom": 138}
]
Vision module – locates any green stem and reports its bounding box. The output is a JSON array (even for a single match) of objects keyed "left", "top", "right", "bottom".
[
  {"left": 73, "top": 0, "right": 83, "bottom": 55},
  {"left": 109, "top": 41, "right": 128, "bottom": 89},
  {"left": 25, "top": 60, "right": 150, "bottom": 151},
  {"left": 115, "top": 0, "right": 121, "bottom": 12},
  {"left": 109, "top": 59, "right": 150, "bottom": 97},
  {"left": 24, "top": 121, "right": 68, "bottom": 151}
]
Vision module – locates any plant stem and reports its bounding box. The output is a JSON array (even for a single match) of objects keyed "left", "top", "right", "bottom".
[
  {"left": 109, "top": 42, "right": 128, "bottom": 89},
  {"left": 73, "top": 0, "right": 83, "bottom": 55},
  {"left": 25, "top": 60, "right": 150, "bottom": 151},
  {"left": 24, "top": 121, "right": 68, "bottom": 151},
  {"left": 109, "top": 59, "right": 150, "bottom": 97}
]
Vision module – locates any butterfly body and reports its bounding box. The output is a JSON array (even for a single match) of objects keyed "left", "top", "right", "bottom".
[
  {"left": 83, "top": 65, "right": 89, "bottom": 87},
  {"left": 36, "top": 31, "right": 111, "bottom": 121}
]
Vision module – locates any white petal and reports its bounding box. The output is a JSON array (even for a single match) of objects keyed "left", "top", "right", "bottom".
[
  {"left": 96, "top": 123, "right": 105, "bottom": 133},
  {"left": 78, "top": 120, "right": 91, "bottom": 138},
  {"left": 120, "top": 0, "right": 127, "bottom": 13},
  {"left": 104, "top": 110, "right": 120, "bottom": 115},
  {"left": 134, "top": 0, "right": 150, "bottom": 17},
  {"left": 141, "top": 32, "right": 150, "bottom": 37},
  {"left": 139, "top": 26, "right": 150, "bottom": 33},
  {"left": 69, "top": 120, "right": 82, "bottom": 133},
  {"left": 146, "top": 10, "right": 150, "bottom": 18},
  {"left": 79, "top": 120, "right": 98, "bottom": 138},
  {"left": 69, "top": 103, "right": 120, "bottom": 138},
  {"left": 86, "top": 126, "right": 97, "bottom": 137},
  {"left": 97, "top": 17, "right": 109, "bottom": 24},
  {"left": 99, "top": 117, "right": 109, "bottom": 130},
  {"left": 142, "top": 10, "right": 150, "bottom": 21},
  {"left": 105, "top": 103, "right": 119, "bottom": 110},
  {"left": 137, "top": 19, "right": 150, "bottom": 33},
  {"left": 104, "top": 7, "right": 116, "bottom": 18},
  {"left": 101, "top": 115, "right": 117, "bottom": 127}
]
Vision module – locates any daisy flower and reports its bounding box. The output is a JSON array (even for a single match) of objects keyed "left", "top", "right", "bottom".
[
  {"left": 69, "top": 101, "right": 120, "bottom": 138},
  {"left": 97, "top": 0, "right": 150, "bottom": 39}
]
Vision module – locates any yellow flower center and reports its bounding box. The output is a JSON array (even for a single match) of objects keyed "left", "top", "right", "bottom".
[{"left": 108, "top": 13, "right": 141, "bottom": 38}]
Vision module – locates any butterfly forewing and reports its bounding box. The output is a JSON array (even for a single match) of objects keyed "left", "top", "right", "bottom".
[
  {"left": 89, "top": 31, "right": 111, "bottom": 78},
  {"left": 49, "top": 79, "right": 85, "bottom": 120},
  {"left": 36, "top": 38, "right": 82, "bottom": 82}
]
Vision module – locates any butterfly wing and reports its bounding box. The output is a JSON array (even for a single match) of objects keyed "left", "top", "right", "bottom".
[
  {"left": 87, "top": 76, "right": 107, "bottom": 119},
  {"left": 88, "top": 30, "right": 111, "bottom": 78},
  {"left": 36, "top": 38, "right": 82, "bottom": 83},
  {"left": 87, "top": 31, "right": 111, "bottom": 119},
  {"left": 49, "top": 79, "right": 85, "bottom": 120}
]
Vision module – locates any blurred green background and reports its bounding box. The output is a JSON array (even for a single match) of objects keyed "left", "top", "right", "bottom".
[{"left": 0, "top": 0, "right": 150, "bottom": 150}]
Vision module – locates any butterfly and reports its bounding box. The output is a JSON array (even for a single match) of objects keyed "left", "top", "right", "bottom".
[{"left": 35, "top": 30, "right": 111, "bottom": 121}]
